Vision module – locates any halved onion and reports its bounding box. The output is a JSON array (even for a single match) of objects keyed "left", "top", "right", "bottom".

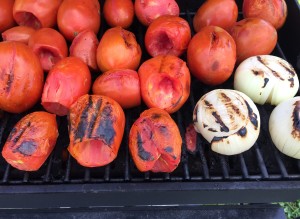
[
  {"left": 193, "top": 89, "right": 260, "bottom": 155},
  {"left": 234, "top": 55, "right": 299, "bottom": 105},
  {"left": 269, "top": 96, "right": 300, "bottom": 159}
]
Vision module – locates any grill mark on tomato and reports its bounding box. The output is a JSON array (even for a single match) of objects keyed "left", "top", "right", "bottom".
[
  {"left": 151, "top": 113, "right": 161, "bottom": 120},
  {"left": 237, "top": 126, "right": 247, "bottom": 137},
  {"left": 212, "top": 111, "right": 229, "bottom": 132},
  {"left": 245, "top": 100, "right": 258, "bottom": 129},
  {"left": 164, "top": 146, "right": 173, "bottom": 153},
  {"left": 171, "top": 95, "right": 182, "bottom": 108},
  {"left": 159, "top": 125, "right": 168, "bottom": 135},
  {"left": 10, "top": 121, "right": 31, "bottom": 144},
  {"left": 137, "top": 132, "right": 153, "bottom": 161},
  {"left": 211, "top": 136, "right": 228, "bottom": 142},
  {"left": 262, "top": 78, "right": 269, "bottom": 88},
  {"left": 291, "top": 100, "right": 300, "bottom": 140},
  {"left": 14, "top": 140, "right": 37, "bottom": 156},
  {"left": 257, "top": 56, "right": 284, "bottom": 81},
  {"left": 96, "top": 105, "right": 116, "bottom": 146},
  {"left": 87, "top": 98, "right": 102, "bottom": 138}
]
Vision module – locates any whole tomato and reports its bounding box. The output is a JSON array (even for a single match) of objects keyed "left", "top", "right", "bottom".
[
  {"left": 145, "top": 15, "right": 191, "bottom": 57},
  {"left": 2, "top": 111, "right": 58, "bottom": 171},
  {"left": 13, "top": 0, "right": 62, "bottom": 29},
  {"left": 103, "top": 0, "right": 134, "bottom": 29},
  {"left": 229, "top": 18, "right": 277, "bottom": 63},
  {"left": 96, "top": 27, "right": 142, "bottom": 72},
  {"left": 243, "top": 0, "right": 287, "bottom": 30},
  {"left": 92, "top": 69, "right": 141, "bottom": 109},
  {"left": 2, "top": 26, "right": 36, "bottom": 44},
  {"left": 69, "top": 30, "right": 99, "bottom": 71},
  {"left": 138, "top": 55, "right": 191, "bottom": 113},
  {"left": 193, "top": 0, "right": 238, "bottom": 32},
  {"left": 28, "top": 28, "right": 68, "bottom": 72},
  {"left": 57, "top": 0, "right": 100, "bottom": 41},
  {"left": 129, "top": 108, "right": 182, "bottom": 173},
  {"left": 187, "top": 26, "right": 236, "bottom": 86},
  {"left": 0, "top": 41, "right": 44, "bottom": 113},
  {"left": 135, "top": 0, "right": 179, "bottom": 26},
  {"left": 0, "top": 0, "right": 16, "bottom": 33},
  {"left": 68, "top": 94, "right": 125, "bottom": 167},
  {"left": 41, "top": 57, "right": 91, "bottom": 116}
]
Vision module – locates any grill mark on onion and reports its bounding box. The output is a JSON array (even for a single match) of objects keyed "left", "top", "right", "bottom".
[
  {"left": 278, "top": 61, "right": 296, "bottom": 76},
  {"left": 291, "top": 100, "right": 300, "bottom": 140},
  {"left": 288, "top": 78, "right": 295, "bottom": 88},
  {"left": 252, "top": 69, "right": 264, "bottom": 76},
  {"left": 237, "top": 126, "right": 247, "bottom": 137},
  {"left": 245, "top": 100, "right": 259, "bottom": 129},
  {"left": 262, "top": 78, "right": 269, "bottom": 88},
  {"left": 211, "top": 136, "right": 228, "bottom": 143},
  {"left": 211, "top": 111, "right": 229, "bottom": 132},
  {"left": 208, "top": 128, "right": 217, "bottom": 132},
  {"left": 219, "top": 91, "right": 243, "bottom": 120},
  {"left": 203, "top": 123, "right": 208, "bottom": 128},
  {"left": 257, "top": 56, "right": 284, "bottom": 81}
]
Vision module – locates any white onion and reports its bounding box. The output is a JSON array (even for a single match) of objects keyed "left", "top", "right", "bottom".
[
  {"left": 269, "top": 96, "right": 300, "bottom": 159},
  {"left": 234, "top": 55, "right": 299, "bottom": 105},
  {"left": 193, "top": 89, "right": 260, "bottom": 155}
]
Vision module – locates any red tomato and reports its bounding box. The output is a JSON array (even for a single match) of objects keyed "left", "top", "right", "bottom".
[
  {"left": 2, "top": 26, "right": 36, "bottom": 44},
  {"left": 92, "top": 69, "right": 141, "bottom": 109},
  {"left": 187, "top": 26, "right": 236, "bottom": 86},
  {"left": 193, "top": 0, "right": 238, "bottom": 32},
  {"left": 28, "top": 28, "right": 68, "bottom": 72},
  {"left": 2, "top": 111, "right": 58, "bottom": 171},
  {"left": 135, "top": 0, "right": 179, "bottom": 26},
  {"left": 138, "top": 55, "right": 191, "bottom": 114},
  {"left": 129, "top": 108, "right": 182, "bottom": 173},
  {"left": 0, "top": 41, "right": 44, "bottom": 113},
  {"left": 229, "top": 18, "right": 277, "bottom": 63},
  {"left": 13, "top": 0, "right": 62, "bottom": 29},
  {"left": 41, "top": 57, "right": 91, "bottom": 116},
  {"left": 145, "top": 15, "right": 191, "bottom": 57},
  {"left": 0, "top": 0, "right": 16, "bottom": 33},
  {"left": 57, "top": 0, "right": 100, "bottom": 41},
  {"left": 103, "top": 0, "right": 134, "bottom": 29},
  {"left": 96, "top": 27, "right": 142, "bottom": 72},
  {"left": 68, "top": 94, "right": 125, "bottom": 167},
  {"left": 69, "top": 30, "right": 99, "bottom": 71},
  {"left": 243, "top": 0, "right": 287, "bottom": 30}
]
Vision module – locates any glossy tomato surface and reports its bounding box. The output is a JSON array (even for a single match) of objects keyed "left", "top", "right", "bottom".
[
  {"left": 0, "top": 41, "right": 44, "bottom": 113},
  {"left": 229, "top": 18, "right": 277, "bottom": 63},
  {"left": 138, "top": 55, "right": 191, "bottom": 113},
  {"left": 13, "top": 0, "right": 62, "bottom": 29},
  {"left": 69, "top": 30, "right": 99, "bottom": 71},
  {"left": 68, "top": 94, "right": 125, "bottom": 167},
  {"left": 0, "top": 0, "right": 16, "bottom": 33},
  {"left": 28, "top": 28, "right": 68, "bottom": 71},
  {"left": 57, "top": 0, "right": 100, "bottom": 41},
  {"left": 2, "top": 26, "right": 36, "bottom": 44},
  {"left": 129, "top": 108, "right": 182, "bottom": 173},
  {"left": 41, "top": 57, "right": 91, "bottom": 116},
  {"left": 145, "top": 15, "right": 191, "bottom": 57},
  {"left": 187, "top": 26, "right": 236, "bottom": 86},
  {"left": 2, "top": 111, "right": 58, "bottom": 171},
  {"left": 103, "top": 0, "right": 134, "bottom": 28},
  {"left": 96, "top": 27, "right": 142, "bottom": 72},
  {"left": 193, "top": 0, "right": 238, "bottom": 32},
  {"left": 92, "top": 69, "right": 141, "bottom": 109}
]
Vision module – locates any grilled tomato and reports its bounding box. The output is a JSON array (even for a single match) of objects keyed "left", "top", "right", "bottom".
[
  {"left": 0, "top": 0, "right": 16, "bottom": 33},
  {"left": 2, "top": 26, "right": 36, "bottom": 44}
]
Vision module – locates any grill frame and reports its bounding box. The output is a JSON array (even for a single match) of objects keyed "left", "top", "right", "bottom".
[{"left": 0, "top": 0, "right": 300, "bottom": 208}]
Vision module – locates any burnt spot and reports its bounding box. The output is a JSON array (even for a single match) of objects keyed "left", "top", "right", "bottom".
[
  {"left": 159, "top": 125, "right": 168, "bottom": 134},
  {"left": 164, "top": 146, "right": 173, "bottom": 153},
  {"left": 208, "top": 128, "right": 217, "bottom": 132},
  {"left": 211, "top": 136, "right": 228, "bottom": 143},
  {"left": 7, "top": 127, "right": 17, "bottom": 141},
  {"left": 257, "top": 56, "right": 284, "bottom": 81},
  {"left": 252, "top": 70, "right": 264, "bottom": 76},
  {"left": 151, "top": 113, "right": 161, "bottom": 120},
  {"left": 212, "top": 111, "right": 229, "bottom": 132},
  {"left": 204, "top": 100, "right": 213, "bottom": 107},
  {"left": 203, "top": 123, "right": 208, "bottom": 128},
  {"left": 279, "top": 61, "right": 295, "bottom": 76},
  {"left": 211, "top": 31, "right": 218, "bottom": 44},
  {"left": 96, "top": 105, "right": 116, "bottom": 146},
  {"left": 14, "top": 141, "right": 37, "bottom": 156},
  {"left": 288, "top": 78, "right": 295, "bottom": 88},
  {"left": 291, "top": 101, "right": 300, "bottom": 139},
  {"left": 87, "top": 98, "right": 102, "bottom": 138},
  {"left": 220, "top": 92, "right": 231, "bottom": 102},
  {"left": 211, "top": 61, "right": 219, "bottom": 71},
  {"left": 10, "top": 122, "right": 31, "bottom": 144},
  {"left": 137, "top": 132, "right": 153, "bottom": 161},
  {"left": 6, "top": 68, "right": 14, "bottom": 93},
  {"left": 262, "top": 78, "right": 269, "bottom": 88},
  {"left": 237, "top": 127, "right": 247, "bottom": 137},
  {"left": 245, "top": 100, "right": 259, "bottom": 129}
]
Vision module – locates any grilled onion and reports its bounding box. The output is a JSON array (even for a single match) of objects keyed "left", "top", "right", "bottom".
[
  {"left": 269, "top": 96, "right": 300, "bottom": 159},
  {"left": 193, "top": 89, "right": 260, "bottom": 155},
  {"left": 234, "top": 55, "right": 299, "bottom": 105}
]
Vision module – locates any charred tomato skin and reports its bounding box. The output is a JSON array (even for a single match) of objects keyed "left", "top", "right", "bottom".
[
  {"left": 2, "top": 111, "right": 58, "bottom": 171},
  {"left": 68, "top": 94, "right": 125, "bottom": 168},
  {"left": 2, "top": 26, "right": 36, "bottom": 44},
  {"left": 41, "top": 57, "right": 91, "bottom": 116},
  {"left": 0, "top": 41, "right": 44, "bottom": 113},
  {"left": 0, "top": 0, "right": 16, "bottom": 33},
  {"left": 129, "top": 108, "right": 182, "bottom": 173},
  {"left": 92, "top": 69, "right": 141, "bottom": 109}
]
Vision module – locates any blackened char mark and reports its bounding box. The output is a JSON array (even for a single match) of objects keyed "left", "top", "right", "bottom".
[
  {"left": 159, "top": 125, "right": 168, "bottom": 135},
  {"left": 164, "top": 146, "right": 173, "bottom": 153},
  {"left": 151, "top": 113, "right": 161, "bottom": 120},
  {"left": 87, "top": 98, "right": 102, "bottom": 138},
  {"left": 262, "top": 78, "right": 269, "bottom": 88},
  {"left": 204, "top": 100, "right": 213, "bottom": 108},
  {"left": 257, "top": 56, "right": 284, "bottom": 80},
  {"left": 288, "top": 78, "right": 295, "bottom": 88},
  {"left": 208, "top": 128, "right": 217, "bottom": 132},
  {"left": 278, "top": 61, "right": 295, "bottom": 76},
  {"left": 14, "top": 140, "right": 37, "bottom": 156},
  {"left": 252, "top": 70, "right": 264, "bottom": 76},
  {"left": 245, "top": 100, "right": 258, "bottom": 129},
  {"left": 212, "top": 111, "right": 229, "bottom": 132},
  {"left": 211, "top": 136, "right": 228, "bottom": 142},
  {"left": 291, "top": 101, "right": 300, "bottom": 139},
  {"left": 10, "top": 121, "right": 31, "bottom": 143},
  {"left": 96, "top": 105, "right": 116, "bottom": 146},
  {"left": 6, "top": 68, "right": 14, "bottom": 93},
  {"left": 237, "top": 127, "right": 247, "bottom": 137},
  {"left": 137, "top": 132, "right": 153, "bottom": 161}
]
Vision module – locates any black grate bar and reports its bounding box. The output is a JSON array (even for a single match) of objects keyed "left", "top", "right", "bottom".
[
  {"left": 219, "top": 155, "right": 230, "bottom": 179},
  {"left": 273, "top": 148, "right": 289, "bottom": 178},
  {"left": 144, "top": 171, "right": 150, "bottom": 181},
  {"left": 63, "top": 154, "right": 72, "bottom": 182},
  {"left": 124, "top": 110, "right": 132, "bottom": 181},
  {"left": 197, "top": 136, "right": 210, "bottom": 180},
  {"left": 43, "top": 153, "right": 54, "bottom": 182},
  {"left": 84, "top": 168, "right": 91, "bottom": 182},
  {"left": 239, "top": 154, "right": 250, "bottom": 179},
  {"left": 0, "top": 113, "right": 9, "bottom": 145},
  {"left": 164, "top": 173, "right": 170, "bottom": 180},
  {"left": 104, "top": 165, "right": 110, "bottom": 181},
  {"left": 23, "top": 172, "right": 29, "bottom": 183},
  {"left": 2, "top": 164, "right": 10, "bottom": 183},
  {"left": 254, "top": 143, "right": 269, "bottom": 178}
]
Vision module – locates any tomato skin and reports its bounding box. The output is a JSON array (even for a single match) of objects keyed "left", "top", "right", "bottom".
[
  {"left": 68, "top": 94, "right": 125, "bottom": 167},
  {"left": 13, "top": 0, "right": 62, "bottom": 29},
  {"left": 229, "top": 18, "right": 277, "bottom": 63},
  {"left": 2, "top": 111, "right": 58, "bottom": 171},
  {"left": 92, "top": 69, "right": 141, "bottom": 109},
  {"left": 0, "top": 0, "right": 16, "bottom": 33},
  {"left": 103, "top": 0, "right": 134, "bottom": 29},
  {"left": 243, "top": 0, "right": 287, "bottom": 30},
  {"left": 145, "top": 15, "right": 191, "bottom": 57},
  {"left": 135, "top": 0, "right": 179, "bottom": 26},
  {"left": 69, "top": 30, "right": 99, "bottom": 71},
  {"left": 28, "top": 28, "right": 68, "bottom": 72},
  {"left": 187, "top": 26, "right": 236, "bottom": 86},
  {"left": 41, "top": 57, "right": 91, "bottom": 116},
  {"left": 2, "top": 26, "right": 36, "bottom": 44},
  {"left": 96, "top": 27, "right": 142, "bottom": 72},
  {"left": 57, "top": 0, "right": 100, "bottom": 41},
  {"left": 138, "top": 55, "right": 191, "bottom": 114},
  {"left": 0, "top": 41, "right": 44, "bottom": 113},
  {"left": 129, "top": 108, "right": 182, "bottom": 173},
  {"left": 193, "top": 0, "right": 238, "bottom": 32}
]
